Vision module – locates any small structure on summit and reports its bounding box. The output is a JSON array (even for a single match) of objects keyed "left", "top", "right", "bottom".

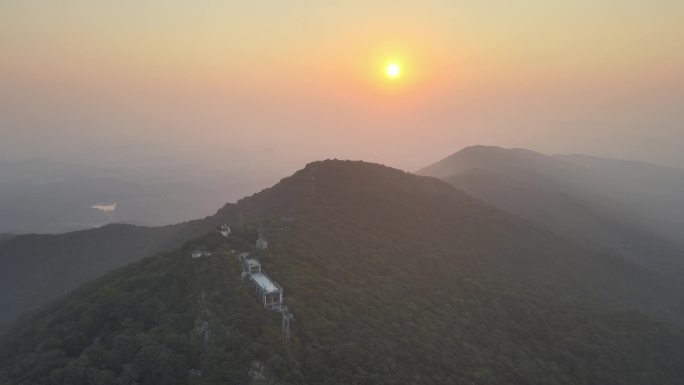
[
  {"left": 255, "top": 230, "right": 268, "bottom": 249},
  {"left": 240, "top": 256, "right": 283, "bottom": 310},
  {"left": 241, "top": 257, "right": 262, "bottom": 277},
  {"left": 218, "top": 224, "right": 231, "bottom": 238},
  {"left": 191, "top": 248, "right": 212, "bottom": 258}
]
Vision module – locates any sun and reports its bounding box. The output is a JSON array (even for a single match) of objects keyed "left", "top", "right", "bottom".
[{"left": 385, "top": 63, "right": 400, "bottom": 78}]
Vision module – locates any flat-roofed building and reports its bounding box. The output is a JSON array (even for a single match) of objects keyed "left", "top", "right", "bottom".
[
  {"left": 246, "top": 272, "right": 283, "bottom": 309},
  {"left": 240, "top": 256, "right": 283, "bottom": 309}
]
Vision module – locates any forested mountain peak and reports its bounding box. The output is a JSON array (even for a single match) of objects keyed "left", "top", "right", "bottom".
[
  {"left": 233, "top": 159, "right": 479, "bottom": 219},
  {"left": 417, "top": 145, "right": 581, "bottom": 180}
]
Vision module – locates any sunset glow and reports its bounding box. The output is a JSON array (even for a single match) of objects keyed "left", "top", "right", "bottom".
[
  {"left": 1, "top": 1, "right": 683, "bottom": 170},
  {"left": 385, "top": 63, "right": 400, "bottom": 78}
]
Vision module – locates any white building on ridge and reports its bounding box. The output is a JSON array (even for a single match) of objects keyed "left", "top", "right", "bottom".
[
  {"left": 191, "top": 248, "right": 212, "bottom": 258},
  {"left": 241, "top": 256, "right": 283, "bottom": 310}
]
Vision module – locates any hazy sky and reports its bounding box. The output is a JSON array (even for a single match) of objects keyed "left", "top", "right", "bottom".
[{"left": 1, "top": 0, "right": 683, "bottom": 174}]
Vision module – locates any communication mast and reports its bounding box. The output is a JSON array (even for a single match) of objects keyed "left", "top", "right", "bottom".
[{"left": 279, "top": 306, "right": 294, "bottom": 344}]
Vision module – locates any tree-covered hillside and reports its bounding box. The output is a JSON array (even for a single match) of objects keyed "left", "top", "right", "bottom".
[{"left": 2, "top": 160, "right": 684, "bottom": 385}]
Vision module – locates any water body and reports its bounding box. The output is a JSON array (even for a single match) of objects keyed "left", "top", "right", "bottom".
[{"left": 90, "top": 203, "right": 117, "bottom": 213}]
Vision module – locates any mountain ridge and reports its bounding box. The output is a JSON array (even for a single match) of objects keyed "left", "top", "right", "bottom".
[{"left": 419, "top": 146, "right": 684, "bottom": 276}]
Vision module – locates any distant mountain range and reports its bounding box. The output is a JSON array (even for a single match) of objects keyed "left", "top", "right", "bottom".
[
  {"left": 419, "top": 145, "right": 684, "bottom": 276},
  {"left": 1, "top": 159, "right": 684, "bottom": 384}
]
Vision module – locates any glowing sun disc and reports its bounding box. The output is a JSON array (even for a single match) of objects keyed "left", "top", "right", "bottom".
[{"left": 385, "top": 63, "right": 400, "bottom": 78}]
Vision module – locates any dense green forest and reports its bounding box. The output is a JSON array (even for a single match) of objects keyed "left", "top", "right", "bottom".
[{"left": 2, "top": 160, "right": 684, "bottom": 384}]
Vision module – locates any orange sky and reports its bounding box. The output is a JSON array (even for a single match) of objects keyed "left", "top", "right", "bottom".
[{"left": 1, "top": 1, "right": 683, "bottom": 171}]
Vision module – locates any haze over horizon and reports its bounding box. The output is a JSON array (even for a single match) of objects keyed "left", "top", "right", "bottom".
[{"left": 2, "top": 1, "right": 683, "bottom": 173}]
